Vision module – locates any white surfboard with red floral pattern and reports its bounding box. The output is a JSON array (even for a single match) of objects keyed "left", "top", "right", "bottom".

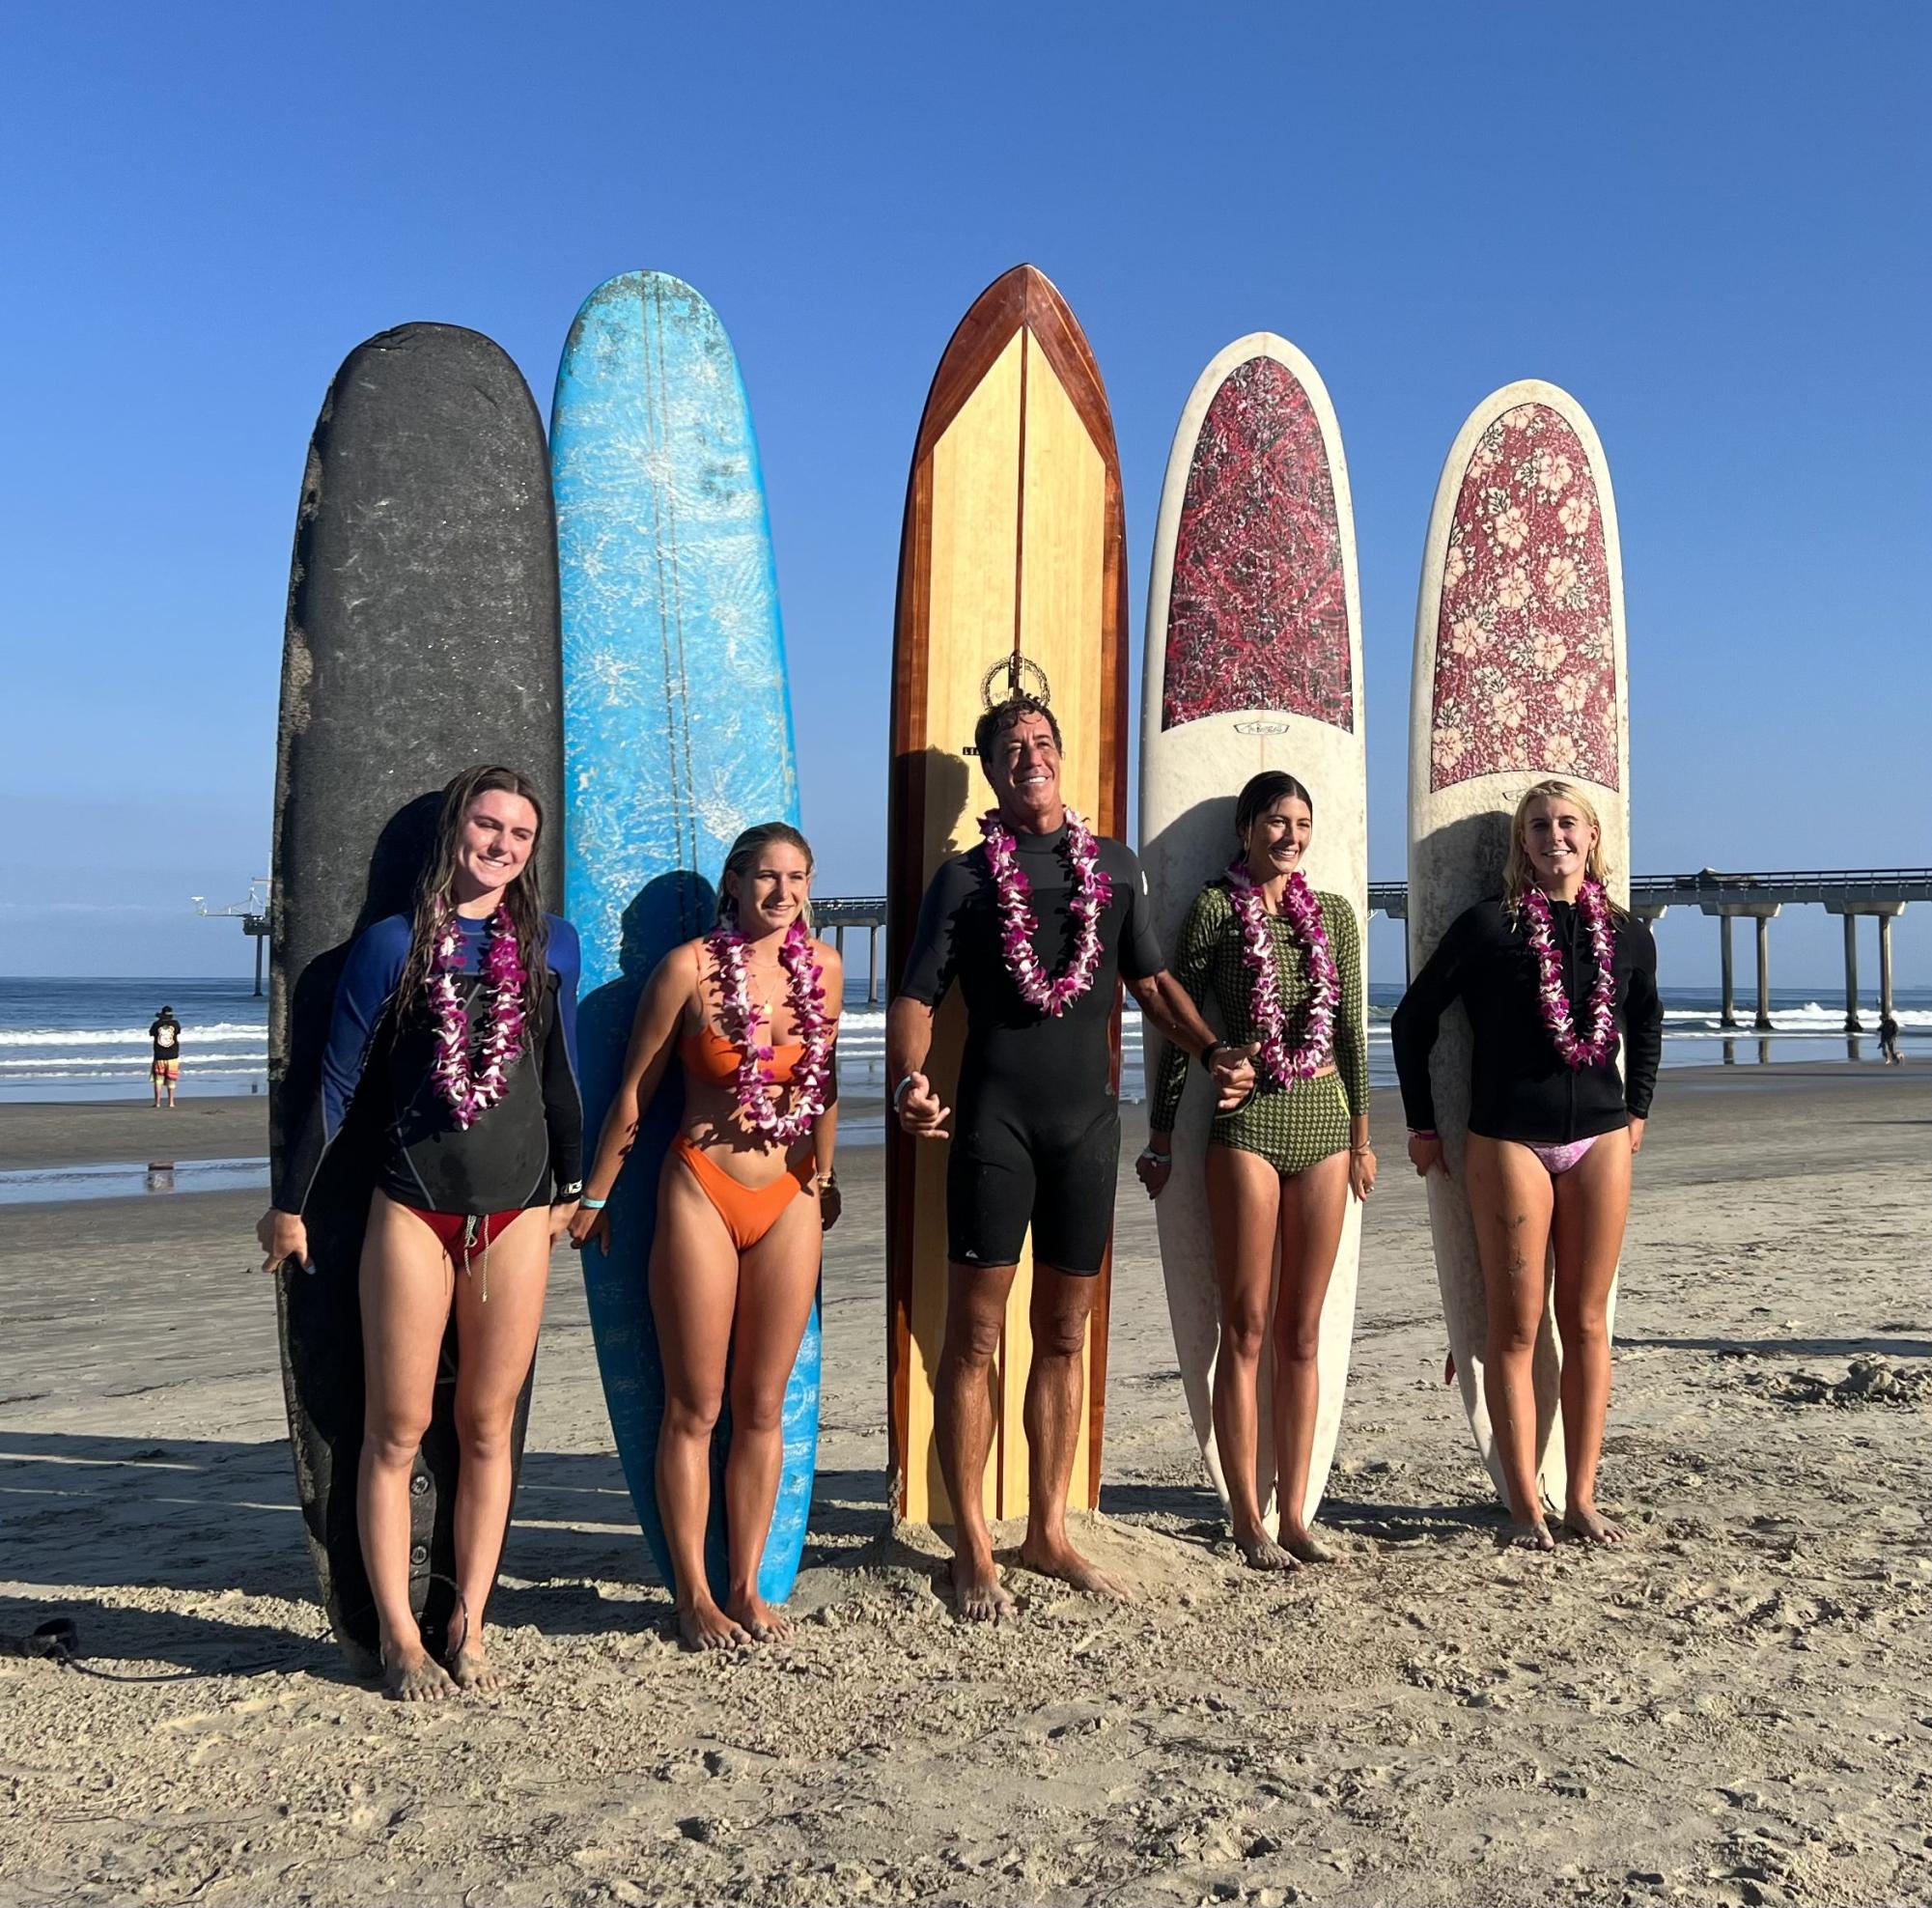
[
  {"left": 1409, "top": 380, "right": 1630, "bottom": 1512},
  {"left": 1141, "top": 332, "right": 1366, "bottom": 1536}
]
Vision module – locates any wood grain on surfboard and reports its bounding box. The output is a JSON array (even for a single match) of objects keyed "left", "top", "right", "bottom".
[
  {"left": 1139, "top": 334, "right": 1366, "bottom": 1531},
  {"left": 887, "top": 265, "right": 1127, "bottom": 1525},
  {"left": 1408, "top": 380, "right": 1628, "bottom": 1507},
  {"left": 272, "top": 322, "right": 560, "bottom": 1667},
  {"left": 553, "top": 269, "right": 818, "bottom": 1602}
]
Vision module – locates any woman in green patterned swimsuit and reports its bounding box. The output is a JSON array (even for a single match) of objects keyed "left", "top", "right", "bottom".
[{"left": 1139, "top": 772, "right": 1375, "bottom": 1567}]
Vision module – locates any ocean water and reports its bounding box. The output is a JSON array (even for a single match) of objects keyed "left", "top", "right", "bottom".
[{"left": 2, "top": 973, "right": 1924, "bottom": 1106}]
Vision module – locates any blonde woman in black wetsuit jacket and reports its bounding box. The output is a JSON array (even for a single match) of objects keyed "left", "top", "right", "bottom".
[{"left": 1392, "top": 779, "right": 1662, "bottom": 1552}]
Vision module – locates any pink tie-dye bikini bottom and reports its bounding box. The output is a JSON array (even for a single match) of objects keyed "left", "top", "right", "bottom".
[{"left": 1524, "top": 1135, "right": 1600, "bottom": 1176}]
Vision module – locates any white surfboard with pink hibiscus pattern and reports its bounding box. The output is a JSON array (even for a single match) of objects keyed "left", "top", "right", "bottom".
[{"left": 1408, "top": 380, "right": 1630, "bottom": 1512}]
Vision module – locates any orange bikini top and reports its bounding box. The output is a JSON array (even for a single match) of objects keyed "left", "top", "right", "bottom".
[{"left": 680, "top": 1024, "right": 805, "bottom": 1086}]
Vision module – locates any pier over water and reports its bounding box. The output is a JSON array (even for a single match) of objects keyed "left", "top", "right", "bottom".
[{"left": 816, "top": 870, "right": 1928, "bottom": 1029}]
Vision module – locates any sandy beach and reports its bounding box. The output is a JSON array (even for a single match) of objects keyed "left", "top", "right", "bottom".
[{"left": 2, "top": 1064, "right": 1928, "bottom": 1907}]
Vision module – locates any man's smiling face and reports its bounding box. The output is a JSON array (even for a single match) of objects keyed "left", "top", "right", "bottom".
[{"left": 985, "top": 709, "right": 1065, "bottom": 833}]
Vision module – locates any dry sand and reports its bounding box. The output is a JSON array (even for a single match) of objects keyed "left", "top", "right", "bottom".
[{"left": 2, "top": 1065, "right": 1928, "bottom": 1907}]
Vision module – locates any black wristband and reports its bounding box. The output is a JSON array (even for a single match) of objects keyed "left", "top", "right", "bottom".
[{"left": 1199, "top": 1040, "right": 1225, "bottom": 1073}]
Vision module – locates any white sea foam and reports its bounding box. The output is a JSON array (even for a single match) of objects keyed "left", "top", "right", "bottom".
[{"left": 0, "top": 1022, "right": 266, "bottom": 1048}]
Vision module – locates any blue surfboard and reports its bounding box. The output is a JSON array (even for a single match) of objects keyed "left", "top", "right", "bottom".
[{"left": 554, "top": 270, "right": 819, "bottom": 1605}]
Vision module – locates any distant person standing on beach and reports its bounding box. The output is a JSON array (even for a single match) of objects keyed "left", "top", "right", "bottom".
[
  {"left": 1878, "top": 1011, "right": 1902, "bottom": 1065},
  {"left": 256, "top": 766, "right": 582, "bottom": 1701},
  {"left": 149, "top": 1006, "right": 182, "bottom": 1108},
  {"left": 1392, "top": 779, "right": 1663, "bottom": 1552},
  {"left": 1138, "top": 771, "right": 1375, "bottom": 1570},
  {"left": 889, "top": 691, "right": 1251, "bottom": 1620}
]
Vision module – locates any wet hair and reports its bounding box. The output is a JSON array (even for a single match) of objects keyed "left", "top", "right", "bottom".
[
  {"left": 973, "top": 696, "right": 1063, "bottom": 783},
  {"left": 395, "top": 765, "right": 549, "bottom": 1023},
  {"left": 1502, "top": 778, "right": 1617, "bottom": 915},
  {"left": 1233, "top": 771, "right": 1314, "bottom": 846},
  {"left": 717, "top": 822, "right": 815, "bottom": 926}
]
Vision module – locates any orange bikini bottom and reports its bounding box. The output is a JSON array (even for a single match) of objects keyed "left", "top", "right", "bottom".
[{"left": 672, "top": 1136, "right": 813, "bottom": 1251}]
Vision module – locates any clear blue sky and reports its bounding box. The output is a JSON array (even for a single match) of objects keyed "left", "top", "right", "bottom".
[{"left": 3, "top": 3, "right": 1926, "bottom": 990}]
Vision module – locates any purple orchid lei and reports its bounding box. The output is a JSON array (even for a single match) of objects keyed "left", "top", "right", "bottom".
[
  {"left": 979, "top": 808, "right": 1112, "bottom": 1018},
  {"left": 429, "top": 904, "right": 527, "bottom": 1129},
  {"left": 707, "top": 918, "right": 834, "bottom": 1145},
  {"left": 1520, "top": 878, "right": 1617, "bottom": 1068},
  {"left": 1223, "top": 859, "right": 1338, "bottom": 1085}
]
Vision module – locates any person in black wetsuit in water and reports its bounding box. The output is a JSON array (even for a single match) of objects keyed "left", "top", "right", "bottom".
[
  {"left": 889, "top": 695, "right": 1252, "bottom": 1620},
  {"left": 257, "top": 766, "right": 582, "bottom": 1699}
]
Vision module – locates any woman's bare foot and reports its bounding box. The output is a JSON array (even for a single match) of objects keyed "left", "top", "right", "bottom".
[
  {"left": 445, "top": 1640, "right": 501, "bottom": 1692},
  {"left": 678, "top": 1598, "right": 751, "bottom": 1651},
  {"left": 724, "top": 1590, "right": 791, "bottom": 1641},
  {"left": 382, "top": 1642, "right": 457, "bottom": 1702},
  {"left": 1562, "top": 1502, "right": 1624, "bottom": 1546},
  {"left": 1282, "top": 1526, "right": 1340, "bottom": 1565},
  {"left": 1503, "top": 1519, "right": 1557, "bottom": 1554},
  {"left": 949, "top": 1549, "right": 1016, "bottom": 1623},
  {"left": 1018, "top": 1532, "right": 1131, "bottom": 1600},
  {"left": 1232, "top": 1525, "right": 1299, "bottom": 1572}
]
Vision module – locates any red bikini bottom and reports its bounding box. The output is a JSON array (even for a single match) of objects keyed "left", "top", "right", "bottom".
[{"left": 398, "top": 1204, "right": 526, "bottom": 1300}]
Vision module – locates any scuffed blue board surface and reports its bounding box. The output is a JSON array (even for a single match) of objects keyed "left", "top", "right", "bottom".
[{"left": 555, "top": 269, "right": 817, "bottom": 1605}]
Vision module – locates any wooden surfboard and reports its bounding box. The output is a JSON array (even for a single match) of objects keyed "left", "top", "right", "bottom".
[
  {"left": 886, "top": 265, "right": 1127, "bottom": 1526},
  {"left": 1140, "top": 333, "right": 1367, "bottom": 1534},
  {"left": 1408, "top": 380, "right": 1629, "bottom": 1509},
  {"left": 271, "top": 323, "right": 561, "bottom": 1671},
  {"left": 553, "top": 269, "right": 820, "bottom": 1604}
]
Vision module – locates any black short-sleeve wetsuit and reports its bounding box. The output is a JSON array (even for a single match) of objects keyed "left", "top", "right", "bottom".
[
  {"left": 1390, "top": 895, "right": 1662, "bottom": 1143},
  {"left": 276, "top": 912, "right": 584, "bottom": 1219},
  {"left": 899, "top": 824, "right": 1164, "bottom": 1275}
]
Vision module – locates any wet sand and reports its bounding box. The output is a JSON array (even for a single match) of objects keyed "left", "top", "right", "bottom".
[{"left": 2, "top": 1064, "right": 1928, "bottom": 1906}]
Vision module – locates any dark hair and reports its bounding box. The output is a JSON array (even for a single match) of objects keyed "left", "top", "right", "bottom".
[
  {"left": 1233, "top": 771, "right": 1314, "bottom": 843},
  {"left": 973, "top": 695, "right": 1063, "bottom": 781},
  {"left": 395, "top": 765, "right": 549, "bottom": 1023},
  {"left": 717, "top": 822, "right": 815, "bottom": 925},
  {"left": 159, "top": 1005, "right": 174, "bottom": 1015}
]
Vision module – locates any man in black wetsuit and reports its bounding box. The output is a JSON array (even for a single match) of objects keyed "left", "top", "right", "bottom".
[{"left": 890, "top": 697, "right": 1251, "bottom": 1619}]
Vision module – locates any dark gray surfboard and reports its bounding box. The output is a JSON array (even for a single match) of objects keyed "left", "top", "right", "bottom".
[{"left": 270, "top": 322, "right": 562, "bottom": 1672}]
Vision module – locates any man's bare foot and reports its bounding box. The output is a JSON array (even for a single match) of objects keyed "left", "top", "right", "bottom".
[
  {"left": 1282, "top": 1527, "right": 1340, "bottom": 1564},
  {"left": 1232, "top": 1526, "right": 1299, "bottom": 1571},
  {"left": 948, "top": 1551, "right": 1016, "bottom": 1623},
  {"left": 678, "top": 1599, "right": 751, "bottom": 1651},
  {"left": 1018, "top": 1532, "right": 1131, "bottom": 1600},
  {"left": 445, "top": 1641, "right": 501, "bottom": 1692},
  {"left": 382, "top": 1644, "right": 457, "bottom": 1702},
  {"left": 1502, "top": 1519, "right": 1557, "bottom": 1553},
  {"left": 724, "top": 1591, "right": 791, "bottom": 1641},
  {"left": 1562, "top": 1502, "right": 1624, "bottom": 1546}
]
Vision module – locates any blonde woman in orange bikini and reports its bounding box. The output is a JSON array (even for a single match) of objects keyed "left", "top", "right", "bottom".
[{"left": 570, "top": 824, "right": 841, "bottom": 1647}]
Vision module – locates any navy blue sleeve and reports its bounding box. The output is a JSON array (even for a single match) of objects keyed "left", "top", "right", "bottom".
[
  {"left": 275, "top": 915, "right": 408, "bottom": 1213},
  {"left": 1620, "top": 916, "right": 1663, "bottom": 1121},
  {"left": 542, "top": 915, "right": 585, "bottom": 1197}
]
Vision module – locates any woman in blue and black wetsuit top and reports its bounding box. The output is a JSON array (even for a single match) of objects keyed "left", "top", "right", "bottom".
[
  {"left": 1392, "top": 778, "right": 1661, "bottom": 1553},
  {"left": 258, "top": 765, "right": 582, "bottom": 1699}
]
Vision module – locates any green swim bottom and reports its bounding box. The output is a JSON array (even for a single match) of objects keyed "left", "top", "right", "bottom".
[{"left": 1208, "top": 1070, "right": 1352, "bottom": 1177}]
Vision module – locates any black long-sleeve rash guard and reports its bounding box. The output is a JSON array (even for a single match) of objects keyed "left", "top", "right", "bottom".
[
  {"left": 1391, "top": 894, "right": 1662, "bottom": 1145},
  {"left": 276, "top": 912, "right": 583, "bottom": 1217}
]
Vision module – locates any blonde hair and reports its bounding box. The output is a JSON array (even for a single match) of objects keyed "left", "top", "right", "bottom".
[
  {"left": 1502, "top": 779, "right": 1616, "bottom": 916},
  {"left": 716, "top": 822, "right": 815, "bottom": 927}
]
